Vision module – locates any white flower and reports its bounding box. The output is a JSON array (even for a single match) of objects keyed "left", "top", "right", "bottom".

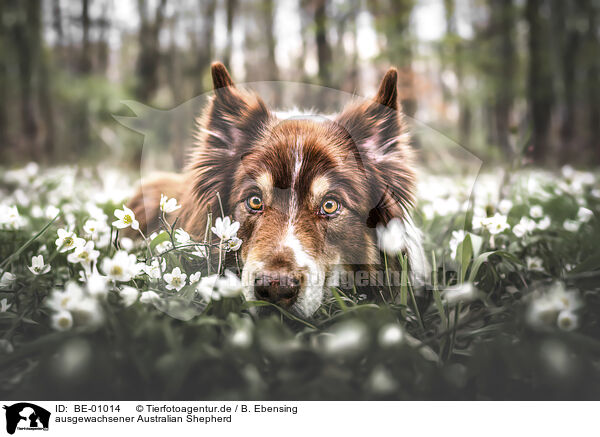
[
  {"left": 0, "top": 298, "right": 11, "bottom": 312},
  {"left": 563, "top": 219, "right": 580, "bottom": 232},
  {"left": 591, "top": 188, "right": 600, "bottom": 199},
  {"left": 230, "top": 327, "right": 253, "bottom": 348},
  {"left": 119, "top": 286, "right": 139, "bottom": 307},
  {"left": 378, "top": 323, "right": 404, "bottom": 347},
  {"left": 196, "top": 271, "right": 242, "bottom": 301},
  {"left": 323, "top": 321, "right": 368, "bottom": 356},
  {"left": 142, "top": 258, "right": 166, "bottom": 279},
  {"left": 159, "top": 194, "right": 181, "bottom": 214},
  {"left": 55, "top": 229, "right": 85, "bottom": 253},
  {"left": 101, "top": 250, "right": 139, "bottom": 282},
  {"left": 527, "top": 298, "right": 560, "bottom": 330},
  {"left": 442, "top": 283, "right": 478, "bottom": 305},
  {"left": 83, "top": 219, "right": 108, "bottom": 238},
  {"left": 0, "top": 272, "right": 16, "bottom": 289},
  {"left": 526, "top": 256, "right": 544, "bottom": 272},
  {"left": 548, "top": 283, "right": 582, "bottom": 312},
  {"left": 512, "top": 217, "right": 537, "bottom": 238},
  {"left": 536, "top": 216, "right": 551, "bottom": 230},
  {"left": 174, "top": 229, "right": 191, "bottom": 245},
  {"left": 28, "top": 255, "right": 51, "bottom": 275},
  {"left": 155, "top": 240, "right": 173, "bottom": 254},
  {"left": 76, "top": 300, "right": 104, "bottom": 328},
  {"left": 52, "top": 310, "right": 73, "bottom": 331},
  {"left": 85, "top": 202, "right": 108, "bottom": 223},
  {"left": 449, "top": 230, "right": 466, "bottom": 260},
  {"left": 480, "top": 213, "right": 510, "bottom": 235},
  {"left": 223, "top": 236, "right": 242, "bottom": 252},
  {"left": 211, "top": 216, "right": 240, "bottom": 240},
  {"left": 577, "top": 207, "right": 594, "bottom": 223},
  {"left": 189, "top": 272, "right": 202, "bottom": 284},
  {"left": 112, "top": 205, "right": 139, "bottom": 230},
  {"left": 46, "top": 282, "right": 84, "bottom": 312},
  {"left": 120, "top": 237, "right": 134, "bottom": 251},
  {"left": 527, "top": 283, "right": 582, "bottom": 330},
  {"left": 218, "top": 270, "right": 244, "bottom": 297},
  {"left": 164, "top": 267, "right": 187, "bottom": 291},
  {"left": 557, "top": 311, "right": 578, "bottom": 331},
  {"left": 140, "top": 290, "right": 160, "bottom": 304},
  {"left": 376, "top": 218, "right": 408, "bottom": 254},
  {"left": 44, "top": 205, "right": 60, "bottom": 219},
  {"left": 86, "top": 271, "right": 109, "bottom": 297},
  {"left": 498, "top": 199, "right": 513, "bottom": 215},
  {"left": 67, "top": 241, "right": 99, "bottom": 269},
  {"left": 0, "top": 204, "right": 25, "bottom": 229},
  {"left": 529, "top": 205, "right": 544, "bottom": 218}
]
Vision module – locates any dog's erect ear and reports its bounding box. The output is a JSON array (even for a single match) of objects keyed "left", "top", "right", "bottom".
[
  {"left": 336, "top": 67, "right": 415, "bottom": 223},
  {"left": 374, "top": 67, "right": 399, "bottom": 110},
  {"left": 199, "top": 62, "right": 270, "bottom": 151},
  {"left": 335, "top": 67, "right": 408, "bottom": 158},
  {"left": 211, "top": 62, "right": 235, "bottom": 90}
]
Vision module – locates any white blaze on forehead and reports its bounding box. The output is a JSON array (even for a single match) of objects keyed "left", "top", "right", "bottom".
[
  {"left": 283, "top": 225, "right": 326, "bottom": 317},
  {"left": 288, "top": 141, "right": 303, "bottom": 223}
]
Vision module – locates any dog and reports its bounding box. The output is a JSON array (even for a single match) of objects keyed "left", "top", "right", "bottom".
[{"left": 128, "top": 62, "right": 427, "bottom": 317}]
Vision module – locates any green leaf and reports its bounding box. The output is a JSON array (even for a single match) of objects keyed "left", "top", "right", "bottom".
[{"left": 149, "top": 231, "right": 170, "bottom": 251}]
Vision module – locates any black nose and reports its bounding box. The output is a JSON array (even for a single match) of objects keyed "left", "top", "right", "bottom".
[{"left": 254, "top": 271, "right": 301, "bottom": 307}]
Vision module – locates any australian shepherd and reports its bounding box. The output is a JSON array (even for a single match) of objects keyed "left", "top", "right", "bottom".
[{"left": 127, "top": 62, "right": 427, "bottom": 317}]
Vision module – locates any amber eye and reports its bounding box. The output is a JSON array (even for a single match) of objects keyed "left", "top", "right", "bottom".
[
  {"left": 320, "top": 198, "right": 340, "bottom": 216},
  {"left": 246, "top": 195, "right": 263, "bottom": 212}
]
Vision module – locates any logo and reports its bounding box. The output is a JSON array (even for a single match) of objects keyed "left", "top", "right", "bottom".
[{"left": 3, "top": 403, "right": 50, "bottom": 435}]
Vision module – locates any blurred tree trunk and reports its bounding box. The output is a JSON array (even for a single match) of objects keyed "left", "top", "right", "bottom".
[
  {"left": 13, "top": 0, "right": 41, "bottom": 160},
  {"left": 39, "top": 47, "right": 55, "bottom": 161},
  {"left": 368, "top": 0, "right": 416, "bottom": 118},
  {"left": 263, "top": 0, "right": 278, "bottom": 81},
  {"left": 491, "top": 0, "right": 515, "bottom": 157},
  {"left": 444, "top": 0, "right": 470, "bottom": 148},
  {"left": 223, "top": 0, "right": 237, "bottom": 69},
  {"left": 97, "top": 2, "right": 111, "bottom": 74},
  {"left": 80, "top": 0, "right": 92, "bottom": 73},
  {"left": 526, "top": 0, "right": 554, "bottom": 163},
  {"left": 193, "top": 0, "right": 216, "bottom": 95},
  {"left": 314, "top": 0, "right": 332, "bottom": 87},
  {"left": 585, "top": 0, "right": 600, "bottom": 162},
  {"left": 135, "top": 0, "right": 167, "bottom": 102},
  {"left": 0, "top": 0, "right": 7, "bottom": 151}
]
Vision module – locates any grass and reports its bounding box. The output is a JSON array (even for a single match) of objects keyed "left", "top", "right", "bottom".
[{"left": 1, "top": 163, "right": 600, "bottom": 400}]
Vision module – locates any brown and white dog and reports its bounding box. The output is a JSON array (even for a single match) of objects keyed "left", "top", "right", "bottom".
[{"left": 128, "top": 62, "right": 427, "bottom": 317}]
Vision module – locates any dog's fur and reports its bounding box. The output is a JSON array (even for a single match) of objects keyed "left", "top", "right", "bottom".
[{"left": 128, "top": 62, "right": 426, "bottom": 317}]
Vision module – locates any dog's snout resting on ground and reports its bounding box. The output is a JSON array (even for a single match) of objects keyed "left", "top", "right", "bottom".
[{"left": 127, "top": 62, "right": 427, "bottom": 316}]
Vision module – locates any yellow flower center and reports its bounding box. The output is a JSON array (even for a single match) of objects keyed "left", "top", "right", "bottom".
[
  {"left": 123, "top": 214, "right": 132, "bottom": 225},
  {"left": 64, "top": 237, "right": 73, "bottom": 246},
  {"left": 172, "top": 277, "right": 181, "bottom": 286},
  {"left": 111, "top": 266, "right": 123, "bottom": 276},
  {"left": 58, "top": 317, "right": 70, "bottom": 329}
]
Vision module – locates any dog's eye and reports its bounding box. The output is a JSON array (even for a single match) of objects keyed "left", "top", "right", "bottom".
[
  {"left": 320, "top": 198, "right": 340, "bottom": 216},
  {"left": 246, "top": 195, "right": 263, "bottom": 212}
]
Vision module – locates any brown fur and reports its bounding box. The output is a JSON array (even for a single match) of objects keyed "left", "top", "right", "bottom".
[{"left": 127, "top": 62, "right": 418, "bottom": 311}]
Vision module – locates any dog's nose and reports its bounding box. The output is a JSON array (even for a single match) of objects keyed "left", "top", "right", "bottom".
[{"left": 254, "top": 271, "right": 301, "bottom": 307}]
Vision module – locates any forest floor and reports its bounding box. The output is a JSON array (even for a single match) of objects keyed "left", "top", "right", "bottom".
[{"left": 1, "top": 163, "right": 599, "bottom": 400}]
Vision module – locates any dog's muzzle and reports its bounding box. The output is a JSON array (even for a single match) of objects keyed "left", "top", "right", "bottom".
[{"left": 253, "top": 270, "right": 301, "bottom": 307}]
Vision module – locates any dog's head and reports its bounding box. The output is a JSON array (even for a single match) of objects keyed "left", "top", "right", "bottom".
[{"left": 188, "top": 63, "right": 416, "bottom": 316}]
